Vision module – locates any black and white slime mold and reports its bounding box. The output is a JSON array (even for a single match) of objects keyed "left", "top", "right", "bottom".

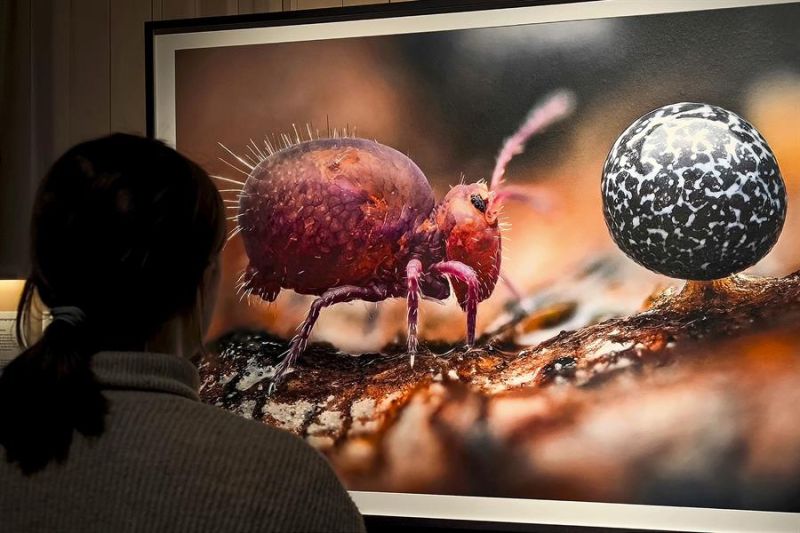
[{"left": 601, "top": 102, "right": 787, "bottom": 280}]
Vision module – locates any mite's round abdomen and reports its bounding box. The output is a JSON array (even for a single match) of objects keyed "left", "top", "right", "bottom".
[{"left": 238, "top": 138, "right": 436, "bottom": 296}]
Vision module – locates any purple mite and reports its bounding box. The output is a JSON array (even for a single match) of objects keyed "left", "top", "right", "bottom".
[{"left": 218, "top": 91, "right": 574, "bottom": 388}]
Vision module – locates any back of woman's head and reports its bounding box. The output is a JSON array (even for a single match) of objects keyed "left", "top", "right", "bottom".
[{"left": 0, "top": 133, "right": 224, "bottom": 474}]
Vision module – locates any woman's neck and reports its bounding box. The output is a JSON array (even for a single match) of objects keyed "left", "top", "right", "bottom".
[{"left": 145, "top": 314, "right": 199, "bottom": 359}]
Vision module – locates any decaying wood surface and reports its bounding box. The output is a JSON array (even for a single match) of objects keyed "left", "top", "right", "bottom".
[{"left": 200, "top": 259, "right": 800, "bottom": 511}]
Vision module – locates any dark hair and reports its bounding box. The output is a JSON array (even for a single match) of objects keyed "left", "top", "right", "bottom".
[{"left": 0, "top": 133, "right": 225, "bottom": 474}]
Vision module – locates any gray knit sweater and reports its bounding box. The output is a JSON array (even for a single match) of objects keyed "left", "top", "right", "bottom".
[{"left": 0, "top": 351, "right": 366, "bottom": 533}]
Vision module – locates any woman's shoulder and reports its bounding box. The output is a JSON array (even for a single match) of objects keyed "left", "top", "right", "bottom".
[
  {"left": 106, "top": 392, "right": 366, "bottom": 531},
  {"left": 194, "top": 402, "right": 366, "bottom": 530},
  {"left": 190, "top": 399, "right": 316, "bottom": 455},
  {"left": 130, "top": 391, "right": 324, "bottom": 461}
]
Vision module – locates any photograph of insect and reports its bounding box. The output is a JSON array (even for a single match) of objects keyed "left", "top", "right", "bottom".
[
  {"left": 215, "top": 91, "right": 575, "bottom": 386},
  {"left": 166, "top": 1, "right": 800, "bottom": 512}
]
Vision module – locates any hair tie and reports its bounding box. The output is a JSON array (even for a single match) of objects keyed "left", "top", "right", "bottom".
[{"left": 50, "top": 306, "right": 87, "bottom": 327}]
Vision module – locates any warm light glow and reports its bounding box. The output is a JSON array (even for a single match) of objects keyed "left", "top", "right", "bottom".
[{"left": 0, "top": 280, "right": 26, "bottom": 313}]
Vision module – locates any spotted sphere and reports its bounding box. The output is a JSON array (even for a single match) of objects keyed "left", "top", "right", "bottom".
[{"left": 601, "top": 102, "right": 787, "bottom": 280}]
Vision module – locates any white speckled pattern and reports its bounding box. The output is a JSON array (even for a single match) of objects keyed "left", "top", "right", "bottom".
[{"left": 601, "top": 103, "right": 786, "bottom": 280}]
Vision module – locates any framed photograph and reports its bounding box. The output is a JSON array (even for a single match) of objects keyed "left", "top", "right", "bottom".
[
  {"left": 147, "top": 0, "right": 800, "bottom": 530},
  {"left": 0, "top": 311, "right": 19, "bottom": 366}
]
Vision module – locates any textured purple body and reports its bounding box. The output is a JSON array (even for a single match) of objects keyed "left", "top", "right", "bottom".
[
  {"left": 238, "top": 138, "right": 443, "bottom": 300},
  {"left": 228, "top": 91, "right": 574, "bottom": 385}
]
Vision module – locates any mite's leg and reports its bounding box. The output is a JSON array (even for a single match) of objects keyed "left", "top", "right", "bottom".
[
  {"left": 499, "top": 270, "right": 529, "bottom": 319},
  {"left": 272, "top": 285, "right": 388, "bottom": 388},
  {"left": 499, "top": 270, "right": 524, "bottom": 302},
  {"left": 430, "top": 260, "right": 480, "bottom": 347},
  {"left": 405, "top": 259, "right": 422, "bottom": 367}
]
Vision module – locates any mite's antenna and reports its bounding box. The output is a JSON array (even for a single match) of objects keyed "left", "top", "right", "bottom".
[{"left": 490, "top": 90, "right": 576, "bottom": 191}]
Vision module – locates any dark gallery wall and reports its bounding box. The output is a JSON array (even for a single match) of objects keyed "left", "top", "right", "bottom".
[{"left": 0, "top": 0, "right": 412, "bottom": 279}]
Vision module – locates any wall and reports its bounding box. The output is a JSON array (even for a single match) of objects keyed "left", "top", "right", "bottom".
[{"left": 0, "top": 0, "right": 412, "bottom": 279}]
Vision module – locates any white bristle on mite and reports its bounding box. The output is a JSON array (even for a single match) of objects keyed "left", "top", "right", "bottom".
[
  {"left": 211, "top": 175, "right": 245, "bottom": 186},
  {"left": 217, "top": 157, "right": 250, "bottom": 177},
  {"left": 218, "top": 142, "right": 254, "bottom": 171}
]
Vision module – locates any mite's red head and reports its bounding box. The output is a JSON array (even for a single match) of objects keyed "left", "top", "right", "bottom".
[
  {"left": 436, "top": 182, "right": 502, "bottom": 308},
  {"left": 433, "top": 90, "right": 575, "bottom": 309}
]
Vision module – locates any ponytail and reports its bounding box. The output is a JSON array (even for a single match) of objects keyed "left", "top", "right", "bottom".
[
  {"left": 0, "top": 280, "right": 107, "bottom": 475},
  {"left": 0, "top": 133, "right": 224, "bottom": 475}
]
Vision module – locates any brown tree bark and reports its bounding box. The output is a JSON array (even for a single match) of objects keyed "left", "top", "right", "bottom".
[{"left": 201, "top": 268, "right": 800, "bottom": 510}]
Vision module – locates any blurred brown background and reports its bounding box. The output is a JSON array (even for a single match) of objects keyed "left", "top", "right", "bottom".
[{"left": 173, "top": 3, "right": 800, "bottom": 350}]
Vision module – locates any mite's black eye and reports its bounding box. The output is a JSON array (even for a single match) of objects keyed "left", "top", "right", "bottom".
[{"left": 470, "top": 194, "right": 487, "bottom": 213}]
